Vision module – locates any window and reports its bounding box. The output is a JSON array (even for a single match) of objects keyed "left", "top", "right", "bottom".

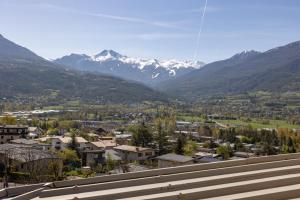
[
  {"left": 10, "top": 129, "right": 16, "bottom": 133},
  {"left": 1, "top": 136, "right": 3, "bottom": 139},
  {"left": 145, "top": 152, "right": 153, "bottom": 156},
  {"left": 138, "top": 153, "right": 142, "bottom": 157}
]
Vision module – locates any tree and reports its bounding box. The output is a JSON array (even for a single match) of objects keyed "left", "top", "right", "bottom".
[
  {"left": 262, "top": 143, "right": 277, "bottom": 155},
  {"left": 47, "top": 128, "right": 59, "bottom": 136},
  {"left": 0, "top": 115, "right": 16, "bottom": 125},
  {"left": 105, "top": 153, "right": 117, "bottom": 172},
  {"left": 58, "top": 149, "right": 81, "bottom": 169},
  {"left": 174, "top": 135, "right": 186, "bottom": 155},
  {"left": 68, "top": 132, "right": 77, "bottom": 150},
  {"left": 216, "top": 145, "right": 232, "bottom": 160},
  {"left": 52, "top": 120, "right": 59, "bottom": 129},
  {"left": 184, "top": 141, "right": 198, "bottom": 156},
  {"left": 222, "top": 128, "right": 236, "bottom": 143},
  {"left": 155, "top": 118, "right": 169, "bottom": 155},
  {"left": 165, "top": 116, "right": 176, "bottom": 136},
  {"left": 130, "top": 123, "right": 153, "bottom": 147},
  {"left": 48, "top": 159, "right": 62, "bottom": 180}
]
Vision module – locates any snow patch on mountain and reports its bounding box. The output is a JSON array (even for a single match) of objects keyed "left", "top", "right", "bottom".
[
  {"left": 54, "top": 50, "right": 205, "bottom": 84},
  {"left": 90, "top": 50, "right": 204, "bottom": 71},
  {"left": 152, "top": 73, "right": 160, "bottom": 79}
]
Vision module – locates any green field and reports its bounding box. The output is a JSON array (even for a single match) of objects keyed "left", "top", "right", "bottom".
[
  {"left": 42, "top": 105, "right": 64, "bottom": 110},
  {"left": 216, "top": 119, "right": 300, "bottom": 129},
  {"left": 176, "top": 115, "right": 204, "bottom": 122}
]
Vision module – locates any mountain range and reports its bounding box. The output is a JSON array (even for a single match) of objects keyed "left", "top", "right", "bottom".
[
  {"left": 1, "top": 33, "right": 300, "bottom": 104},
  {"left": 159, "top": 41, "right": 300, "bottom": 101},
  {"left": 0, "top": 34, "right": 167, "bottom": 104},
  {"left": 54, "top": 51, "right": 204, "bottom": 85}
]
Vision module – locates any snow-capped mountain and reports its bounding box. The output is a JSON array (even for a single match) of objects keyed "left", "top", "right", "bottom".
[
  {"left": 230, "top": 50, "right": 261, "bottom": 61},
  {"left": 54, "top": 50, "right": 205, "bottom": 85}
]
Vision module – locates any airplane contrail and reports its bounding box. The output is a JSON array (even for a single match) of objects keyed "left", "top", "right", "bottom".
[{"left": 193, "top": 0, "right": 208, "bottom": 61}]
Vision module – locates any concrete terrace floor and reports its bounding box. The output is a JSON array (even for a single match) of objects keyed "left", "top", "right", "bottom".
[{"left": 3, "top": 153, "right": 300, "bottom": 200}]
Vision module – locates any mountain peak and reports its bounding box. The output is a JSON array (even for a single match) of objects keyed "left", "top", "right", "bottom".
[
  {"left": 95, "top": 50, "right": 122, "bottom": 59},
  {"left": 68, "top": 53, "right": 89, "bottom": 58},
  {"left": 231, "top": 50, "right": 261, "bottom": 60}
]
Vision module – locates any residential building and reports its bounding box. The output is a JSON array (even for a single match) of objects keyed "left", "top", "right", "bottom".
[
  {"left": 10, "top": 138, "right": 51, "bottom": 151},
  {"left": 27, "top": 127, "right": 43, "bottom": 138},
  {"left": 88, "top": 140, "right": 116, "bottom": 150},
  {"left": 0, "top": 144, "right": 62, "bottom": 176},
  {"left": 113, "top": 145, "right": 154, "bottom": 162},
  {"left": 50, "top": 136, "right": 88, "bottom": 151},
  {"left": 156, "top": 153, "right": 194, "bottom": 168},
  {"left": 0, "top": 125, "right": 28, "bottom": 144},
  {"left": 115, "top": 132, "right": 132, "bottom": 145},
  {"left": 82, "top": 149, "right": 105, "bottom": 167}
]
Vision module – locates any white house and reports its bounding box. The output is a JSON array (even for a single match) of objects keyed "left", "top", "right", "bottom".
[
  {"left": 50, "top": 136, "right": 88, "bottom": 151},
  {"left": 27, "top": 127, "right": 43, "bottom": 139}
]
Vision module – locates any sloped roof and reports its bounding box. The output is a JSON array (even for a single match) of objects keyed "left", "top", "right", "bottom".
[
  {"left": 0, "top": 144, "right": 58, "bottom": 162},
  {"left": 114, "top": 145, "right": 153, "bottom": 152},
  {"left": 10, "top": 138, "right": 38, "bottom": 145},
  {"left": 57, "top": 136, "right": 88, "bottom": 144},
  {"left": 91, "top": 140, "right": 116, "bottom": 148},
  {"left": 156, "top": 153, "right": 194, "bottom": 163}
]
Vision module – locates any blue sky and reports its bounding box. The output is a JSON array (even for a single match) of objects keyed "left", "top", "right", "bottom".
[{"left": 0, "top": 0, "right": 299, "bottom": 63}]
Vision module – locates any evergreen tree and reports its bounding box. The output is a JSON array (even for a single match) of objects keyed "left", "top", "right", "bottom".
[
  {"left": 175, "top": 135, "right": 186, "bottom": 155},
  {"left": 68, "top": 132, "right": 77, "bottom": 150},
  {"left": 155, "top": 118, "right": 169, "bottom": 155}
]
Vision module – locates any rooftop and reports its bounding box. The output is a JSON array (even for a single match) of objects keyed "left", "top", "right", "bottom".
[
  {"left": 28, "top": 127, "right": 39, "bottom": 132},
  {"left": 156, "top": 153, "right": 194, "bottom": 163},
  {"left": 54, "top": 136, "right": 88, "bottom": 144},
  {"left": 0, "top": 144, "right": 58, "bottom": 162},
  {"left": 114, "top": 145, "right": 152, "bottom": 152},
  {"left": 91, "top": 140, "right": 116, "bottom": 148},
  {"left": 10, "top": 138, "right": 38, "bottom": 145},
  {"left": 0, "top": 125, "right": 28, "bottom": 128}
]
